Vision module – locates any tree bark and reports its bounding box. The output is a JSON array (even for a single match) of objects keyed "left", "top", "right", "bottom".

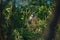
[{"left": 45, "top": 0, "right": 60, "bottom": 40}]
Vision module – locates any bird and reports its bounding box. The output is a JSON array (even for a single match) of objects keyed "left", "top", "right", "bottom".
[{"left": 28, "top": 12, "right": 37, "bottom": 26}]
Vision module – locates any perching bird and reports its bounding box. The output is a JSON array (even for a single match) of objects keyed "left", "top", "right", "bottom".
[{"left": 28, "top": 12, "right": 37, "bottom": 26}]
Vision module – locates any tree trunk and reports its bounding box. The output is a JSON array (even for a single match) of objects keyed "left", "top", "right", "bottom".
[{"left": 45, "top": 0, "right": 60, "bottom": 40}]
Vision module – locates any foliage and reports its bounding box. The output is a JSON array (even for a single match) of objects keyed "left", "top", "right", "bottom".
[{"left": 2, "top": 0, "right": 60, "bottom": 40}]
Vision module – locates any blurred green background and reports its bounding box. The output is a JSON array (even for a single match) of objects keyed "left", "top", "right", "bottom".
[{"left": 1, "top": 0, "right": 60, "bottom": 40}]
